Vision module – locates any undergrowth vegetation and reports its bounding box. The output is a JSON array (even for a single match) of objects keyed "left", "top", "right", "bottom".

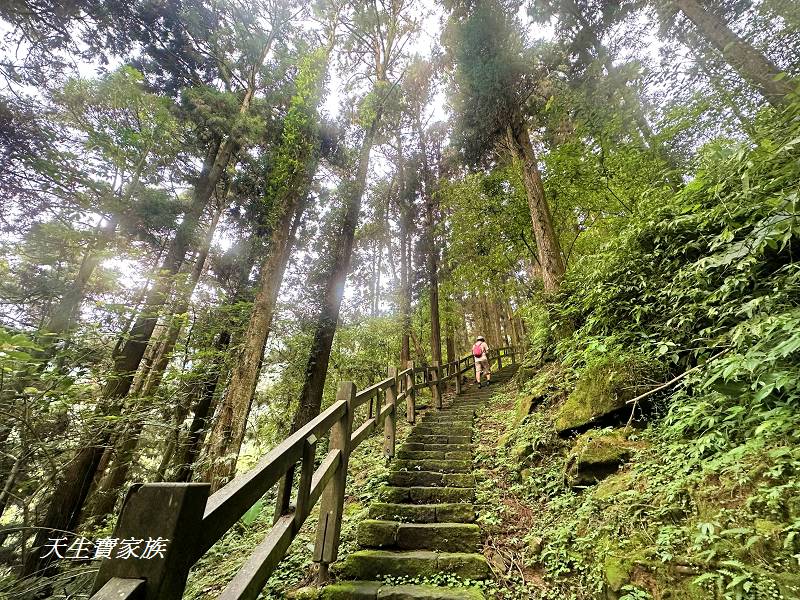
[{"left": 482, "top": 102, "right": 800, "bottom": 599}]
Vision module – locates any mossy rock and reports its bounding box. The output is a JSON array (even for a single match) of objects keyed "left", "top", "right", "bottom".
[
  {"left": 603, "top": 556, "right": 632, "bottom": 593},
  {"left": 565, "top": 429, "right": 645, "bottom": 487},
  {"left": 555, "top": 355, "right": 654, "bottom": 434},
  {"left": 513, "top": 394, "right": 540, "bottom": 424},
  {"left": 593, "top": 470, "right": 635, "bottom": 500}
]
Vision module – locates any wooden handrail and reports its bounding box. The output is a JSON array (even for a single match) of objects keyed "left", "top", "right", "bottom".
[
  {"left": 89, "top": 346, "right": 521, "bottom": 600},
  {"left": 197, "top": 399, "right": 347, "bottom": 557}
]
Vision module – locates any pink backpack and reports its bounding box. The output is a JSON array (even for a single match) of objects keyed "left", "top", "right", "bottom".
[{"left": 472, "top": 342, "right": 484, "bottom": 358}]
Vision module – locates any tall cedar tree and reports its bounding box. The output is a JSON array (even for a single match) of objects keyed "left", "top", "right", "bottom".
[
  {"left": 21, "top": 2, "right": 295, "bottom": 576},
  {"left": 445, "top": 0, "right": 565, "bottom": 291},
  {"left": 290, "top": 0, "right": 420, "bottom": 433},
  {"left": 203, "top": 38, "right": 335, "bottom": 491}
]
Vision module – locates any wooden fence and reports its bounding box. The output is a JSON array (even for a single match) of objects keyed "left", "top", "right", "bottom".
[{"left": 89, "top": 346, "right": 520, "bottom": 600}]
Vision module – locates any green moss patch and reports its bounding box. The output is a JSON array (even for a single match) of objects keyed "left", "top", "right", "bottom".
[{"left": 555, "top": 355, "right": 655, "bottom": 433}]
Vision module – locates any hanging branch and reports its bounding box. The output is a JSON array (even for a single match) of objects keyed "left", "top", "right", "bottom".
[{"left": 625, "top": 348, "right": 731, "bottom": 427}]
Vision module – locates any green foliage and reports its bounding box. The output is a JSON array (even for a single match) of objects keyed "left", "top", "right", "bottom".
[
  {"left": 440, "top": 166, "right": 532, "bottom": 295},
  {"left": 57, "top": 66, "right": 180, "bottom": 176},
  {"left": 445, "top": 0, "right": 530, "bottom": 164},
  {"left": 490, "top": 101, "right": 800, "bottom": 598},
  {"left": 263, "top": 47, "right": 329, "bottom": 223}
]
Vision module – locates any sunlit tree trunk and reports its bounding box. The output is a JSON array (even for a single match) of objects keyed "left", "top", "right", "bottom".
[
  {"left": 507, "top": 120, "right": 565, "bottom": 292},
  {"left": 396, "top": 133, "right": 412, "bottom": 365},
  {"left": 204, "top": 187, "right": 311, "bottom": 491},
  {"left": 672, "top": 0, "right": 794, "bottom": 107},
  {"left": 418, "top": 124, "right": 442, "bottom": 365},
  {"left": 291, "top": 117, "right": 380, "bottom": 433}
]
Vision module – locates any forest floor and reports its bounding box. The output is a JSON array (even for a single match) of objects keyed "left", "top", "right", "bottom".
[
  {"left": 474, "top": 363, "right": 800, "bottom": 600},
  {"left": 473, "top": 387, "right": 551, "bottom": 599}
]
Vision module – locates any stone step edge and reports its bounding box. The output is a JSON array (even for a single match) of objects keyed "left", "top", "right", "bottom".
[
  {"left": 330, "top": 549, "right": 491, "bottom": 581},
  {"left": 379, "top": 486, "right": 476, "bottom": 504},
  {"left": 316, "top": 581, "right": 485, "bottom": 600},
  {"left": 357, "top": 520, "right": 480, "bottom": 552},
  {"left": 368, "top": 502, "right": 476, "bottom": 523}
]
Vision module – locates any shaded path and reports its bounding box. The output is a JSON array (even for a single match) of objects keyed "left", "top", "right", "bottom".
[{"left": 321, "top": 365, "right": 519, "bottom": 599}]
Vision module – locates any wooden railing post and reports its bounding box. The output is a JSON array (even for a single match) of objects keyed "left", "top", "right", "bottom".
[
  {"left": 384, "top": 366, "right": 397, "bottom": 459},
  {"left": 90, "top": 483, "right": 209, "bottom": 600},
  {"left": 294, "top": 434, "right": 317, "bottom": 528},
  {"left": 406, "top": 361, "right": 416, "bottom": 423},
  {"left": 455, "top": 359, "right": 463, "bottom": 395},
  {"left": 431, "top": 360, "right": 442, "bottom": 409},
  {"left": 511, "top": 345, "right": 516, "bottom": 364},
  {"left": 497, "top": 348, "right": 504, "bottom": 370},
  {"left": 314, "top": 382, "right": 355, "bottom": 583}
]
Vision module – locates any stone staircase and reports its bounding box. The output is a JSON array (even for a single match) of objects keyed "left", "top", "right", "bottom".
[{"left": 321, "top": 366, "right": 518, "bottom": 600}]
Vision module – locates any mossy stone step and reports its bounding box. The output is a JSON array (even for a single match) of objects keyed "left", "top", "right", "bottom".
[
  {"left": 379, "top": 486, "right": 475, "bottom": 504},
  {"left": 413, "top": 426, "right": 472, "bottom": 436},
  {"left": 368, "top": 502, "right": 476, "bottom": 523},
  {"left": 331, "top": 550, "right": 490, "bottom": 581},
  {"left": 397, "top": 449, "right": 471, "bottom": 461},
  {"left": 388, "top": 470, "right": 475, "bottom": 488},
  {"left": 395, "top": 459, "right": 472, "bottom": 473},
  {"left": 396, "top": 449, "right": 446, "bottom": 460},
  {"left": 419, "top": 413, "right": 474, "bottom": 420},
  {"left": 402, "top": 442, "right": 472, "bottom": 453},
  {"left": 320, "top": 581, "right": 485, "bottom": 599},
  {"left": 419, "top": 417, "right": 474, "bottom": 424},
  {"left": 357, "top": 520, "right": 481, "bottom": 552},
  {"left": 406, "top": 434, "right": 472, "bottom": 445},
  {"left": 419, "top": 419, "right": 473, "bottom": 427}
]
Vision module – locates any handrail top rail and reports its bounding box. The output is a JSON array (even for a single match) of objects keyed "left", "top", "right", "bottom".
[
  {"left": 198, "top": 398, "right": 348, "bottom": 555},
  {"left": 354, "top": 376, "right": 395, "bottom": 404}
]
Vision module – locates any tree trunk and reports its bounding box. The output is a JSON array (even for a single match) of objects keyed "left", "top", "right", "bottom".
[
  {"left": 291, "top": 118, "right": 380, "bottom": 434},
  {"left": 22, "top": 133, "right": 236, "bottom": 577},
  {"left": 204, "top": 187, "right": 311, "bottom": 491},
  {"left": 413, "top": 109, "right": 443, "bottom": 366},
  {"left": 445, "top": 330, "right": 455, "bottom": 365},
  {"left": 506, "top": 301, "right": 521, "bottom": 346},
  {"left": 84, "top": 205, "right": 222, "bottom": 520},
  {"left": 420, "top": 148, "right": 442, "bottom": 365},
  {"left": 489, "top": 297, "right": 504, "bottom": 348},
  {"left": 169, "top": 237, "right": 260, "bottom": 483},
  {"left": 507, "top": 120, "right": 565, "bottom": 292},
  {"left": 458, "top": 305, "right": 468, "bottom": 353},
  {"left": 672, "top": 0, "right": 794, "bottom": 107},
  {"left": 396, "top": 134, "right": 412, "bottom": 365},
  {"left": 171, "top": 331, "right": 231, "bottom": 482}
]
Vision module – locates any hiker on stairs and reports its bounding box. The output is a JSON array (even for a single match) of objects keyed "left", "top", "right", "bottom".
[{"left": 472, "top": 336, "right": 491, "bottom": 388}]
